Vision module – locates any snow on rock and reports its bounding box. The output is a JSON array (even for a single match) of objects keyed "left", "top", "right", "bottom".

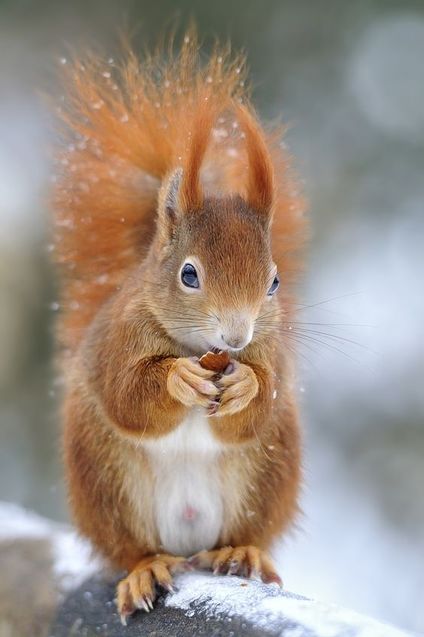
[
  {"left": 51, "top": 526, "right": 101, "bottom": 592},
  {"left": 0, "top": 500, "right": 54, "bottom": 539},
  {"left": 167, "top": 573, "right": 411, "bottom": 637},
  {"left": 0, "top": 500, "right": 100, "bottom": 591}
]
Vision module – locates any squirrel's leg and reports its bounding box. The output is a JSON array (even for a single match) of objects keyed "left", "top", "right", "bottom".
[
  {"left": 117, "top": 553, "right": 189, "bottom": 624},
  {"left": 189, "top": 546, "right": 282, "bottom": 586},
  {"left": 83, "top": 303, "right": 220, "bottom": 436},
  {"left": 88, "top": 349, "right": 219, "bottom": 436}
]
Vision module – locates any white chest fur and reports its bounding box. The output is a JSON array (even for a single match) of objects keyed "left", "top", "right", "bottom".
[{"left": 142, "top": 409, "right": 224, "bottom": 557}]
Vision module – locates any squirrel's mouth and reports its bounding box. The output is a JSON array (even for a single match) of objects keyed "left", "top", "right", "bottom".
[{"left": 207, "top": 343, "right": 245, "bottom": 354}]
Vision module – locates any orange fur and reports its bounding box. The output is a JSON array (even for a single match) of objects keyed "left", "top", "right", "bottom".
[
  {"left": 235, "top": 103, "right": 275, "bottom": 213},
  {"left": 52, "top": 29, "right": 307, "bottom": 621}
]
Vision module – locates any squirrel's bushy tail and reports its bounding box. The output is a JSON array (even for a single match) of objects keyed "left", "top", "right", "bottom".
[{"left": 52, "top": 29, "right": 306, "bottom": 353}]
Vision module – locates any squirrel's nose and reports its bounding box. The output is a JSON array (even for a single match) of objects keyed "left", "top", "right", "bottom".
[
  {"left": 221, "top": 334, "right": 245, "bottom": 350},
  {"left": 219, "top": 312, "right": 254, "bottom": 351}
]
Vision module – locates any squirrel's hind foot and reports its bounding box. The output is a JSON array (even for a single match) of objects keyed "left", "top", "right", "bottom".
[
  {"left": 189, "top": 545, "right": 282, "bottom": 586},
  {"left": 116, "top": 554, "right": 189, "bottom": 625}
]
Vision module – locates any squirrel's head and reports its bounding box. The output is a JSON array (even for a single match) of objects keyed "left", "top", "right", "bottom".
[{"left": 150, "top": 104, "right": 281, "bottom": 355}]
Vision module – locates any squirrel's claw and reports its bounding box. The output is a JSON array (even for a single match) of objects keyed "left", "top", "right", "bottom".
[
  {"left": 116, "top": 553, "right": 186, "bottom": 619},
  {"left": 189, "top": 545, "right": 282, "bottom": 586},
  {"left": 119, "top": 612, "right": 129, "bottom": 626},
  {"left": 135, "top": 595, "right": 152, "bottom": 613}
]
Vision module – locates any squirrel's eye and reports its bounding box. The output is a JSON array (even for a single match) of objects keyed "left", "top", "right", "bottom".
[
  {"left": 181, "top": 263, "right": 199, "bottom": 289},
  {"left": 267, "top": 274, "right": 280, "bottom": 296}
]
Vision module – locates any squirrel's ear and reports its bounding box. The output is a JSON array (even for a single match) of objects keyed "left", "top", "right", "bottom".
[
  {"left": 164, "top": 167, "right": 183, "bottom": 222},
  {"left": 179, "top": 95, "right": 217, "bottom": 211},
  {"left": 158, "top": 98, "right": 216, "bottom": 240},
  {"left": 236, "top": 104, "right": 274, "bottom": 219},
  {"left": 157, "top": 168, "right": 184, "bottom": 241}
]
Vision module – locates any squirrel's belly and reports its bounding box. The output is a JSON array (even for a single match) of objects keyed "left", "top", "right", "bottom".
[{"left": 142, "top": 409, "right": 224, "bottom": 556}]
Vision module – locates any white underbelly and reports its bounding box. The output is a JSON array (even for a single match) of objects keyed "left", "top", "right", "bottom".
[{"left": 142, "top": 409, "right": 223, "bottom": 556}]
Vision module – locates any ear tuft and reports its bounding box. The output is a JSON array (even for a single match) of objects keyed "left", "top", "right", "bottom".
[
  {"left": 179, "top": 95, "right": 218, "bottom": 211},
  {"left": 235, "top": 103, "right": 275, "bottom": 217},
  {"left": 165, "top": 167, "right": 183, "bottom": 221},
  {"left": 157, "top": 168, "right": 184, "bottom": 242}
]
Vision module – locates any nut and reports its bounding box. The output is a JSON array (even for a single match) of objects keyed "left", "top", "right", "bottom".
[{"left": 199, "top": 349, "right": 231, "bottom": 374}]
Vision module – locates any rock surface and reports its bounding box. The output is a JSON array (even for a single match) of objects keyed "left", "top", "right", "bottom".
[
  {"left": 51, "top": 571, "right": 412, "bottom": 637},
  {"left": 0, "top": 501, "right": 412, "bottom": 637}
]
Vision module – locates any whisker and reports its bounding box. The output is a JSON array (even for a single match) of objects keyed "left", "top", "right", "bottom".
[
  {"left": 282, "top": 331, "right": 364, "bottom": 365},
  {"left": 256, "top": 309, "right": 283, "bottom": 322},
  {"left": 288, "top": 321, "right": 375, "bottom": 328},
  {"left": 152, "top": 304, "right": 218, "bottom": 323},
  {"left": 278, "top": 333, "right": 322, "bottom": 362},
  {"left": 285, "top": 327, "right": 377, "bottom": 354},
  {"left": 278, "top": 335, "right": 318, "bottom": 370},
  {"left": 287, "top": 291, "right": 364, "bottom": 311},
  {"left": 165, "top": 325, "right": 216, "bottom": 333},
  {"left": 159, "top": 319, "right": 214, "bottom": 327}
]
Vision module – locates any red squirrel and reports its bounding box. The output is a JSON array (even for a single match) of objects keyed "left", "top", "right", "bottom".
[{"left": 52, "top": 30, "right": 307, "bottom": 623}]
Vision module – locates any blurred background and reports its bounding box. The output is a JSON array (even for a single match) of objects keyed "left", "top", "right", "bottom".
[{"left": 0, "top": 0, "right": 423, "bottom": 633}]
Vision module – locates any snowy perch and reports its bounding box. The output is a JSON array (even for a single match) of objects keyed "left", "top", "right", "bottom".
[{"left": 0, "top": 502, "right": 411, "bottom": 637}]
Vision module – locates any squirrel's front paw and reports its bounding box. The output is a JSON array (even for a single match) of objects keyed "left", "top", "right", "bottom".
[
  {"left": 211, "top": 361, "right": 258, "bottom": 416},
  {"left": 167, "top": 357, "right": 220, "bottom": 408}
]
